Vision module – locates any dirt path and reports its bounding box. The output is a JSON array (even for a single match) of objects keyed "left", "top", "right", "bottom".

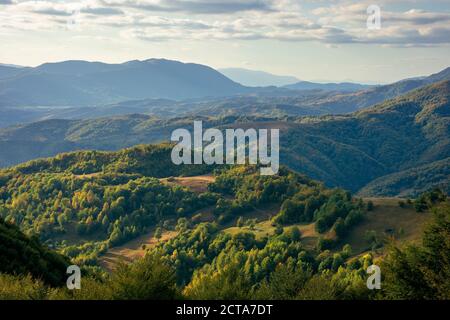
[{"left": 99, "top": 229, "right": 178, "bottom": 271}]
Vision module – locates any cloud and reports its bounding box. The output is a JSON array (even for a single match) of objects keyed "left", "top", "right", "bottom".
[
  {"left": 307, "top": 2, "right": 450, "bottom": 46},
  {"left": 359, "top": 25, "right": 450, "bottom": 46},
  {"left": 33, "top": 8, "right": 73, "bottom": 16},
  {"left": 0, "top": 0, "right": 13, "bottom": 5},
  {"left": 1, "top": 0, "right": 449, "bottom": 47},
  {"left": 82, "top": 7, "right": 124, "bottom": 15},
  {"left": 385, "top": 9, "right": 450, "bottom": 25},
  {"left": 101, "top": 0, "right": 275, "bottom": 14}
]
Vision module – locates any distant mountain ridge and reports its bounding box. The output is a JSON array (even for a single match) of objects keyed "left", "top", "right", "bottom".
[
  {"left": 219, "top": 67, "right": 373, "bottom": 91},
  {"left": 308, "top": 67, "right": 450, "bottom": 114},
  {"left": 0, "top": 60, "right": 449, "bottom": 128},
  {"left": 0, "top": 65, "right": 29, "bottom": 80},
  {"left": 219, "top": 68, "right": 299, "bottom": 87},
  {"left": 284, "top": 81, "right": 372, "bottom": 92},
  {"left": 0, "top": 59, "right": 249, "bottom": 106}
]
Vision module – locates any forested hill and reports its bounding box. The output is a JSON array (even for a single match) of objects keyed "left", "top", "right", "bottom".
[
  {"left": 358, "top": 157, "right": 450, "bottom": 197},
  {"left": 0, "top": 143, "right": 368, "bottom": 268},
  {"left": 0, "top": 81, "right": 448, "bottom": 197},
  {"left": 0, "top": 143, "right": 216, "bottom": 264},
  {"left": 282, "top": 80, "right": 450, "bottom": 194},
  {"left": 0, "top": 133, "right": 448, "bottom": 300},
  {"left": 0, "top": 218, "right": 69, "bottom": 286},
  {"left": 5, "top": 143, "right": 210, "bottom": 177}
]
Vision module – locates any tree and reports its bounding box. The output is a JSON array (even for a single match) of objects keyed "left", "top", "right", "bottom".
[
  {"left": 236, "top": 216, "right": 244, "bottom": 228},
  {"left": 110, "top": 254, "right": 178, "bottom": 300},
  {"left": 255, "top": 264, "right": 311, "bottom": 300},
  {"left": 297, "top": 275, "right": 337, "bottom": 300},
  {"left": 284, "top": 226, "right": 301, "bottom": 242},
  {"left": 154, "top": 227, "right": 162, "bottom": 240},
  {"left": 183, "top": 262, "right": 252, "bottom": 300},
  {"left": 274, "top": 225, "right": 283, "bottom": 236},
  {"left": 383, "top": 204, "right": 450, "bottom": 299}
]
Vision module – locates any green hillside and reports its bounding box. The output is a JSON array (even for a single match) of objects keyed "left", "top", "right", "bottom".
[
  {"left": 0, "top": 81, "right": 449, "bottom": 197},
  {"left": 0, "top": 141, "right": 448, "bottom": 300},
  {"left": 0, "top": 218, "right": 69, "bottom": 286},
  {"left": 282, "top": 80, "right": 450, "bottom": 193},
  {"left": 0, "top": 144, "right": 214, "bottom": 264},
  {"left": 358, "top": 158, "right": 450, "bottom": 197},
  {"left": 0, "top": 143, "right": 368, "bottom": 265}
]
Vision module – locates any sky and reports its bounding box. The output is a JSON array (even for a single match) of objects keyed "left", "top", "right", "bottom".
[{"left": 0, "top": 0, "right": 449, "bottom": 83}]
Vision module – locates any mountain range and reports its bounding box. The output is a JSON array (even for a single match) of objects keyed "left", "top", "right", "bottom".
[
  {"left": 219, "top": 68, "right": 299, "bottom": 87},
  {"left": 0, "top": 59, "right": 248, "bottom": 106},
  {"left": 0, "top": 59, "right": 450, "bottom": 128},
  {"left": 283, "top": 81, "right": 372, "bottom": 92}
]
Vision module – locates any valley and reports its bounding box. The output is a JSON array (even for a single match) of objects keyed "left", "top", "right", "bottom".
[
  {"left": 3, "top": 80, "right": 448, "bottom": 197},
  {"left": 1, "top": 0, "right": 450, "bottom": 303},
  {"left": 0, "top": 59, "right": 448, "bottom": 301}
]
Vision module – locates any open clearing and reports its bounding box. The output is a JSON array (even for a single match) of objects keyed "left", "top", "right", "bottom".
[
  {"left": 224, "top": 198, "right": 431, "bottom": 255},
  {"left": 99, "top": 229, "right": 178, "bottom": 271},
  {"left": 160, "top": 174, "right": 215, "bottom": 193},
  {"left": 342, "top": 198, "right": 431, "bottom": 254}
]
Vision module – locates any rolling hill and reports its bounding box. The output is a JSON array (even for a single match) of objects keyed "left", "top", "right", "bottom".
[
  {"left": 0, "top": 81, "right": 448, "bottom": 196},
  {"left": 303, "top": 66, "right": 450, "bottom": 114},
  {"left": 0, "top": 136, "right": 447, "bottom": 300},
  {"left": 357, "top": 158, "right": 450, "bottom": 197},
  {"left": 282, "top": 80, "right": 450, "bottom": 193}
]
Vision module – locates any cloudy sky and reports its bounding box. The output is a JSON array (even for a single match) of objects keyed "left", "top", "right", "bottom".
[{"left": 1, "top": 0, "right": 449, "bottom": 83}]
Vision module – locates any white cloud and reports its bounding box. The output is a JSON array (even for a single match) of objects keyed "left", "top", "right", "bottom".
[
  {"left": 1, "top": 0, "right": 449, "bottom": 47},
  {"left": 100, "top": 0, "right": 275, "bottom": 14}
]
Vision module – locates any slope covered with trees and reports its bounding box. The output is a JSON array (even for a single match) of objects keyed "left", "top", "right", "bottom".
[
  {"left": 0, "top": 137, "right": 448, "bottom": 300},
  {"left": 0, "top": 81, "right": 448, "bottom": 197},
  {"left": 0, "top": 144, "right": 214, "bottom": 263},
  {"left": 0, "top": 143, "right": 367, "bottom": 266},
  {"left": 282, "top": 80, "right": 450, "bottom": 194},
  {"left": 358, "top": 158, "right": 450, "bottom": 197},
  {"left": 1, "top": 188, "right": 447, "bottom": 300},
  {"left": 0, "top": 218, "right": 69, "bottom": 286}
]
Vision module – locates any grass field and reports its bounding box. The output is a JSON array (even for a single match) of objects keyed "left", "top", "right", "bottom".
[
  {"left": 99, "top": 228, "right": 178, "bottom": 271},
  {"left": 160, "top": 175, "right": 215, "bottom": 193},
  {"left": 343, "top": 198, "right": 431, "bottom": 254},
  {"left": 223, "top": 198, "right": 431, "bottom": 255},
  {"left": 98, "top": 192, "right": 431, "bottom": 270}
]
